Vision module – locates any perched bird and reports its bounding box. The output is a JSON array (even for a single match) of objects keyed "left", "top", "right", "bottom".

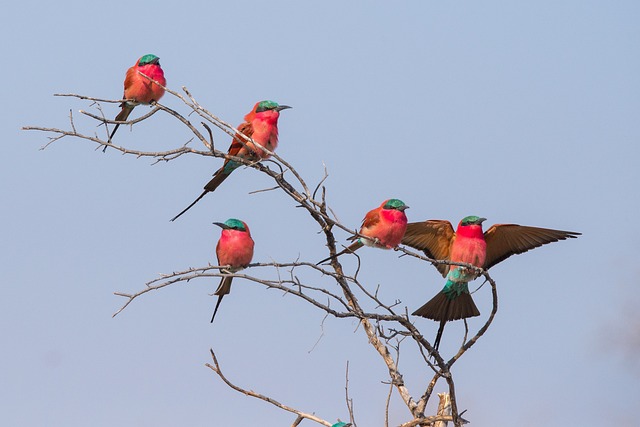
[
  {"left": 318, "top": 199, "right": 409, "bottom": 264},
  {"left": 170, "top": 100, "right": 291, "bottom": 221},
  {"left": 211, "top": 219, "right": 255, "bottom": 323},
  {"left": 402, "top": 215, "right": 581, "bottom": 350},
  {"left": 105, "top": 54, "right": 166, "bottom": 151}
]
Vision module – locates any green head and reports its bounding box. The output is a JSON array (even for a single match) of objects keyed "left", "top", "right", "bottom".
[
  {"left": 138, "top": 54, "right": 160, "bottom": 66},
  {"left": 213, "top": 218, "right": 248, "bottom": 232},
  {"left": 256, "top": 100, "right": 292, "bottom": 113},
  {"left": 383, "top": 199, "right": 409, "bottom": 211},
  {"left": 460, "top": 215, "right": 487, "bottom": 226}
]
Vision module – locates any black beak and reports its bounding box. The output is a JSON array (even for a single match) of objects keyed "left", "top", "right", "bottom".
[
  {"left": 213, "top": 222, "right": 231, "bottom": 230},
  {"left": 275, "top": 105, "right": 292, "bottom": 112}
]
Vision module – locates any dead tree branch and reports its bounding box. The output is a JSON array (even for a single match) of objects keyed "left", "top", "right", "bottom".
[
  {"left": 26, "top": 88, "right": 500, "bottom": 427},
  {"left": 206, "top": 348, "right": 332, "bottom": 427}
]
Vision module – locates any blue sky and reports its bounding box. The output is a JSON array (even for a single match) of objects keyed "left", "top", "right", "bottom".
[{"left": 3, "top": 1, "right": 639, "bottom": 426}]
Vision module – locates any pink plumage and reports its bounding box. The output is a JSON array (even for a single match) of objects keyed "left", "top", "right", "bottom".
[{"left": 211, "top": 219, "right": 255, "bottom": 323}]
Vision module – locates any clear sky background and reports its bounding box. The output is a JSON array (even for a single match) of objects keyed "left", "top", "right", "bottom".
[{"left": 3, "top": 1, "right": 639, "bottom": 426}]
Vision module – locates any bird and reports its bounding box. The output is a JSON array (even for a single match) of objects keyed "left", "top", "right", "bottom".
[
  {"left": 170, "top": 100, "right": 291, "bottom": 221},
  {"left": 318, "top": 199, "right": 409, "bottom": 264},
  {"left": 105, "top": 54, "right": 166, "bottom": 151},
  {"left": 210, "top": 219, "right": 255, "bottom": 323},
  {"left": 331, "top": 423, "right": 352, "bottom": 427},
  {"left": 401, "top": 215, "right": 581, "bottom": 350}
]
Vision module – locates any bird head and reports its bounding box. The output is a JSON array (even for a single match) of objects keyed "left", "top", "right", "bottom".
[
  {"left": 138, "top": 54, "right": 160, "bottom": 66},
  {"left": 459, "top": 215, "right": 487, "bottom": 227},
  {"left": 213, "top": 218, "right": 249, "bottom": 232},
  {"left": 255, "top": 100, "right": 292, "bottom": 113},
  {"left": 383, "top": 199, "right": 409, "bottom": 212}
]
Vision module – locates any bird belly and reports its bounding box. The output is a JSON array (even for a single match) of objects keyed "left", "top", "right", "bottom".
[
  {"left": 446, "top": 266, "right": 475, "bottom": 284},
  {"left": 218, "top": 247, "right": 253, "bottom": 268},
  {"left": 360, "top": 237, "right": 385, "bottom": 249},
  {"left": 248, "top": 121, "right": 279, "bottom": 159},
  {"left": 125, "top": 68, "right": 165, "bottom": 104}
]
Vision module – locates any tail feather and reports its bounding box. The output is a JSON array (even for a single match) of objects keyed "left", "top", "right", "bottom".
[
  {"left": 210, "top": 295, "right": 225, "bottom": 323},
  {"left": 104, "top": 104, "right": 134, "bottom": 152},
  {"left": 211, "top": 277, "right": 233, "bottom": 323},
  {"left": 170, "top": 165, "right": 233, "bottom": 222},
  {"left": 413, "top": 290, "right": 480, "bottom": 351},
  {"left": 170, "top": 190, "right": 209, "bottom": 222},
  {"left": 114, "top": 103, "right": 134, "bottom": 122},
  {"left": 317, "top": 240, "right": 364, "bottom": 265},
  {"left": 171, "top": 166, "right": 231, "bottom": 221},
  {"left": 412, "top": 290, "right": 480, "bottom": 321},
  {"left": 433, "top": 320, "right": 447, "bottom": 350},
  {"left": 204, "top": 166, "right": 231, "bottom": 192},
  {"left": 214, "top": 276, "right": 233, "bottom": 296}
]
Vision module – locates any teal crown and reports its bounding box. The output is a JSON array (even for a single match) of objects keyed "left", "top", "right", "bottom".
[
  {"left": 460, "top": 215, "right": 486, "bottom": 226},
  {"left": 257, "top": 100, "right": 279, "bottom": 110},
  {"left": 138, "top": 54, "right": 160, "bottom": 66},
  {"left": 223, "top": 218, "right": 247, "bottom": 231},
  {"left": 256, "top": 100, "right": 291, "bottom": 113},
  {"left": 383, "top": 199, "right": 408, "bottom": 211}
]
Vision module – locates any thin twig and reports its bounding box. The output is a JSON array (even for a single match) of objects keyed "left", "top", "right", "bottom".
[
  {"left": 345, "top": 361, "right": 356, "bottom": 427},
  {"left": 206, "top": 349, "right": 332, "bottom": 427},
  {"left": 26, "top": 87, "right": 503, "bottom": 426}
]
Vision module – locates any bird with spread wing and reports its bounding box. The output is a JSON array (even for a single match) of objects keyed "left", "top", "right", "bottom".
[{"left": 402, "top": 216, "right": 580, "bottom": 350}]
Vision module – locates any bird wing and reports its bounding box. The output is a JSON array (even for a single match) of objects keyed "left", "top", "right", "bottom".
[
  {"left": 401, "top": 220, "right": 455, "bottom": 277},
  {"left": 227, "top": 122, "right": 255, "bottom": 157},
  {"left": 483, "top": 224, "right": 581, "bottom": 269},
  {"left": 346, "top": 207, "right": 382, "bottom": 243},
  {"left": 122, "top": 65, "right": 138, "bottom": 97},
  {"left": 359, "top": 207, "right": 381, "bottom": 231},
  {"left": 199, "top": 123, "right": 257, "bottom": 194}
]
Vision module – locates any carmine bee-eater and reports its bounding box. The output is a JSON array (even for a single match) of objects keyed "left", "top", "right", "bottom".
[
  {"left": 211, "top": 218, "right": 255, "bottom": 323},
  {"left": 402, "top": 215, "right": 581, "bottom": 350},
  {"left": 104, "top": 54, "right": 166, "bottom": 151},
  {"left": 170, "top": 100, "right": 291, "bottom": 221},
  {"left": 318, "top": 199, "right": 409, "bottom": 264}
]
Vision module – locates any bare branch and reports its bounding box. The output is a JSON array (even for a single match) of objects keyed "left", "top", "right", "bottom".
[
  {"left": 28, "top": 87, "right": 503, "bottom": 426},
  {"left": 307, "top": 312, "right": 328, "bottom": 353},
  {"left": 434, "top": 393, "right": 452, "bottom": 427},
  {"left": 201, "top": 122, "right": 215, "bottom": 151},
  {"left": 206, "top": 348, "right": 332, "bottom": 427},
  {"left": 54, "top": 93, "right": 123, "bottom": 103},
  {"left": 344, "top": 361, "right": 356, "bottom": 427},
  {"left": 80, "top": 106, "right": 160, "bottom": 125}
]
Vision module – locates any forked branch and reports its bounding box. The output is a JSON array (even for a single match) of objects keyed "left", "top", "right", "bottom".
[{"left": 26, "top": 88, "right": 499, "bottom": 427}]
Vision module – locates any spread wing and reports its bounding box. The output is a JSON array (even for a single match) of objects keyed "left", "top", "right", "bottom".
[
  {"left": 401, "top": 220, "right": 455, "bottom": 277},
  {"left": 484, "top": 224, "right": 581, "bottom": 269}
]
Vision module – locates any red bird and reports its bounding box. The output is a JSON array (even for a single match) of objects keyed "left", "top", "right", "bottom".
[
  {"left": 105, "top": 54, "right": 166, "bottom": 151},
  {"left": 402, "top": 216, "right": 581, "bottom": 350},
  {"left": 318, "top": 199, "right": 409, "bottom": 264},
  {"left": 211, "top": 219, "right": 255, "bottom": 323},
  {"left": 170, "top": 100, "right": 291, "bottom": 221}
]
